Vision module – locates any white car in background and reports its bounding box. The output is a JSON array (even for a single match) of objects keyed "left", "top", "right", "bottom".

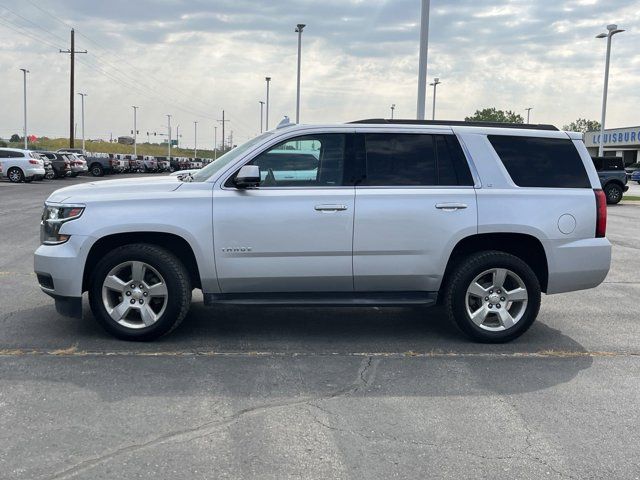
[
  {"left": 0, "top": 148, "right": 46, "bottom": 183},
  {"left": 60, "top": 152, "right": 88, "bottom": 177}
]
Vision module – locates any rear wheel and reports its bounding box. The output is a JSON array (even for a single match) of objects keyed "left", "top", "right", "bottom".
[
  {"left": 444, "top": 251, "right": 541, "bottom": 343},
  {"left": 89, "top": 244, "right": 192, "bottom": 341},
  {"left": 604, "top": 183, "right": 623, "bottom": 204},
  {"left": 7, "top": 167, "right": 24, "bottom": 183},
  {"left": 90, "top": 163, "right": 104, "bottom": 177}
]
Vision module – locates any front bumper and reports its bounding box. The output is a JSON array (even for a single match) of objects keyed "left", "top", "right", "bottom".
[{"left": 34, "top": 235, "right": 92, "bottom": 300}]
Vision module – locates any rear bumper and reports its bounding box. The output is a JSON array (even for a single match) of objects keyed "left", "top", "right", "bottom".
[
  {"left": 545, "top": 237, "right": 611, "bottom": 294},
  {"left": 25, "top": 166, "right": 46, "bottom": 177}
]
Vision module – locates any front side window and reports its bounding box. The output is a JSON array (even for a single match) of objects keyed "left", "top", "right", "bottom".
[{"left": 234, "top": 134, "right": 346, "bottom": 187}]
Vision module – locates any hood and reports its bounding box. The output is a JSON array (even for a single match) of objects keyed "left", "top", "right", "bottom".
[{"left": 47, "top": 175, "right": 183, "bottom": 204}]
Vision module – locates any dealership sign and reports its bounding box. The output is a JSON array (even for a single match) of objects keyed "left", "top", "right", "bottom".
[{"left": 584, "top": 126, "right": 640, "bottom": 148}]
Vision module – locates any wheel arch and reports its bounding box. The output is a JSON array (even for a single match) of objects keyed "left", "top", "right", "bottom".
[
  {"left": 82, "top": 232, "right": 202, "bottom": 292},
  {"left": 441, "top": 232, "right": 549, "bottom": 294}
]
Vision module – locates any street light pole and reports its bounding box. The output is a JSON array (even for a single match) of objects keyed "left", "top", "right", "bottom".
[
  {"left": 259, "top": 101, "right": 265, "bottom": 133},
  {"left": 265, "top": 77, "right": 271, "bottom": 130},
  {"left": 194, "top": 121, "right": 198, "bottom": 158},
  {"left": 525, "top": 107, "right": 533, "bottom": 124},
  {"left": 20, "top": 68, "right": 29, "bottom": 149},
  {"left": 77, "top": 93, "right": 87, "bottom": 152},
  {"left": 295, "top": 24, "right": 306, "bottom": 124},
  {"left": 429, "top": 78, "right": 440, "bottom": 120},
  {"left": 132, "top": 106, "right": 139, "bottom": 157},
  {"left": 166, "top": 114, "right": 172, "bottom": 159},
  {"left": 390, "top": 104, "right": 395, "bottom": 119},
  {"left": 596, "top": 24, "right": 625, "bottom": 157},
  {"left": 416, "top": 0, "right": 430, "bottom": 120}
]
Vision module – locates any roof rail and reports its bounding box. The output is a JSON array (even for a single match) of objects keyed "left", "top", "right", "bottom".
[{"left": 348, "top": 118, "right": 559, "bottom": 131}]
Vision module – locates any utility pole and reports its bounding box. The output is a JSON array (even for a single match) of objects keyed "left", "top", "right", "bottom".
[
  {"left": 416, "top": 0, "right": 430, "bottom": 120},
  {"left": 295, "top": 24, "right": 306, "bottom": 124},
  {"left": 525, "top": 107, "right": 533, "bottom": 124},
  {"left": 259, "top": 101, "right": 265, "bottom": 133},
  {"left": 132, "top": 106, "right": 139, "bottom": 157},
  {"left": 77, "top": 93, "right": 87, "bottom": 152},
  {"left": 265, "top": 77, "right": 271, "bottom": 130},
  {"left": 166, "top": 114, "right": 172, "bottom": 159},
  {"left": 194, "top": 121, "right": 198, "bottom": 158},
  {"left": 390, "top": 104, "right": 395, "bottom": 119},
  {"left": 20, "top": 68, "right": 29, "bottom": 149},
  {"left": 429, "top": 77, "right": 440, "bottom": 120},
  {"left": 59, "top": 29, "right": 86, "bottom": 148},
  {"left": 229, "top": 130, "right": 233, "bottom": 149},
  {"left": 176, "top": 125, "right": 180, "bottom": 148},
  {"left": 214, "top": 126, "right": 218, "bottom": 160},
  {"left": 218, "top": 110, "right": 229, "bottom": 152}
]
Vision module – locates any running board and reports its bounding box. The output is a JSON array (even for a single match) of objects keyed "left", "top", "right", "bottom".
[{"left": 203, "top": 291, "right": 438, "bottom": 307}]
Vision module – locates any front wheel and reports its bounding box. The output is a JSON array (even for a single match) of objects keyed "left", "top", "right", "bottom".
[
  {"left": 90, "top": 164, "right": 104, "bottom": 177},
  {"left": 444, "top": 251, "right": 541, "bottom": 343},
  {"left": 89, "top": 244, "right": 192, "bottom": 341}
]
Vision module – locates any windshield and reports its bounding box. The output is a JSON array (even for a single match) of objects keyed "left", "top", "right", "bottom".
[{"left": 190, "top": 132, "right": 273, "bottom": 182}]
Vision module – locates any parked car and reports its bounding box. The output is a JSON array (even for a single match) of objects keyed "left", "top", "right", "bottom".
[
  {"left": 60, "top": 152, "right": 89, "bottom": 177},
  {"left": 41, "top": 155, "right": 55, "bottom": 180},
  {"left": 57, "top": 148, "right": 85, "bottom": 155},
  {"left": 143, "top": 155, "right": 158, "bottom": 173},
  {"left": 591, "top": 156, "right": 629, "bottom": 204},
  {"left": 624, "top": 162, "right": 640, "bottom": 178},
  {"left": 35, "top": 152, "right": 71, "bottom": 179},
  {"left": 83, "top": 153, "right": 115, "bottom": 177},
  {"left": 0, "top": 147, "right": 45, "bottom": 182},
  {"left": 631, "top": 170, "right": 640, "bottom": 185},
  {"left": 155, "top": 156, "right": 171, "bottom": 172},
  {"left": 34, "top": 120, "right": 611, "bottom": 343},
  {"left": 168, "top": 157, "right": 181, "bottom": 172}
]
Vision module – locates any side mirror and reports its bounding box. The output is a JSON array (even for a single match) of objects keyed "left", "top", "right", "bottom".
[{"left": 234, "top": 165, "right": 260, "bottom": 188}]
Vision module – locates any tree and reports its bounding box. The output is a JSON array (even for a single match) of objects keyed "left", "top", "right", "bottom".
[
  {"left": 562, "top": 118, "right": 601, "bottom": 133},
  {"left": 465, "top": 108, "right": 524, "bottom": 124},
  {"left": 10, "top": 134, "right": 20, "bottom": 143}
]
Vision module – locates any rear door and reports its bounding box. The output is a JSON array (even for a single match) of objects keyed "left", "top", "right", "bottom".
[{"left": 353, "top": 130, "right": 478, "bottom": 292}]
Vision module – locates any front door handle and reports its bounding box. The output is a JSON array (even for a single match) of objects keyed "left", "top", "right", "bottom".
[
  {"left": 315, "top": 204, "right": 348, "bottom": 212},
  {"left": 435, "top": 203, "right": 468, "bottom": 211}
]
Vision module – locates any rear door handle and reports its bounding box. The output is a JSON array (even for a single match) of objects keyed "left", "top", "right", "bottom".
[
  {"left": 315, "top": 204, "right": 348, "bottom": 212},
  {"left": 435, "top": 203, "right": 468, "bottom": 210}
]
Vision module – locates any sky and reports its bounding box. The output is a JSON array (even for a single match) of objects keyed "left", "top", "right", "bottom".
[{"left": 0, "top": 0, "right": 639, "bottom": 149}]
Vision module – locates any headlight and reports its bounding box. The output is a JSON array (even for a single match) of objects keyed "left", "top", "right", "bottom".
[{"left": 40, "top": 204, "right": 84, "bottom": 245}]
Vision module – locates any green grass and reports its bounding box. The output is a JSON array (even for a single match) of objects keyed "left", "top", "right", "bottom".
[
  {"left": 623, "top": 195, "right": 640, "bottom": 201},
  {"left": 2, "top": 138, "right": 222, "bottom": 159}
]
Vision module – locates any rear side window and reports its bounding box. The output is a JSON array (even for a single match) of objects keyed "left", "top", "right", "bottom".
[
  {"left": 362, "top": 133, "right": 473, "bottom": 186},
  {"left": 488, "top": 135, "right": 590, "bottom": 188}
]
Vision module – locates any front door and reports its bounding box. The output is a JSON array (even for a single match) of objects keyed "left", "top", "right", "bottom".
[{"left": 212, "top": 133, "right": 355, "bottom": 293}]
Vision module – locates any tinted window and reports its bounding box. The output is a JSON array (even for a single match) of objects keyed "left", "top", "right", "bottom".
[
  {"left": 362, "top": 133, "right": 473, "bottom": 186},
  {"left": 488, "top": 136, "right": 590, "bottom": 188},
  {"left": 363, "top": 133, "right": 436, "bottom": 186},
  {"left": 435, "top": 135, "right": 474, "bottom": 186}
]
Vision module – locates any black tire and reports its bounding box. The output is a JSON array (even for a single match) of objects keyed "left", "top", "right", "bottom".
[
  {"left": 90, "top": 163, "right": 104, "bottom": 177},
  {"left": 604, "top": 183, "right": 623, "bottom": 205},
  {"left": 69, "top": 172, "right": 78, "bottom": 177},
  {"left": 7, "top": 167, "right": 24, "bottom": 183},
  {"left": 444, "top": 251, "right": 541, "bottom": 343},
  {"left": 89, "top": 243, "right": 192, "bottom": 341},
  {"left": 45, "top": 171, "right": 55, "bottom": 180}
]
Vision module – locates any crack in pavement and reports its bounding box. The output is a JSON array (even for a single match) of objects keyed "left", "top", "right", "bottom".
[{"left": 47, "top": 356, "right": 375, "bottom": 480}]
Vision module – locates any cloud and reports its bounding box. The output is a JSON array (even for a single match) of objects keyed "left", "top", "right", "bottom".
[{"left": 0, "top": 0, "right": 638, "bottom": 146}]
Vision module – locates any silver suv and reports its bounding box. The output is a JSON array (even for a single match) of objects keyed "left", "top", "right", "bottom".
[{"left": 34, "top": 120, "right": 611, "bottom": 342}]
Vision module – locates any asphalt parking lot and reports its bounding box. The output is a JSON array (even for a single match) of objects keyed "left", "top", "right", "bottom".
[{"left": 1, "top": 175, "right": 639, "bottom": 480}]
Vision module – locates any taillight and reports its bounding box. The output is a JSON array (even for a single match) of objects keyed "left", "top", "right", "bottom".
[
  {"left": 29, "top": 159, "right": 39, "bottom": 165},
  {"left": 594, "top": 189, "right": 607, "bottom": 238}
]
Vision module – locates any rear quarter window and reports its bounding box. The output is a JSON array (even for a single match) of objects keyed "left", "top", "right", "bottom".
[{"left": 488, "top": 135, "right": 591, "bottom": 188}]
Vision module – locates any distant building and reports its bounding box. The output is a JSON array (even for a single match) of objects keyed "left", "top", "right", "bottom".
[
  {"left": 583, "top": 126, "right": 640, "bottom": 165},
  {"left": 118, "top": 136, "right": 134, "bottom": 145}
]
